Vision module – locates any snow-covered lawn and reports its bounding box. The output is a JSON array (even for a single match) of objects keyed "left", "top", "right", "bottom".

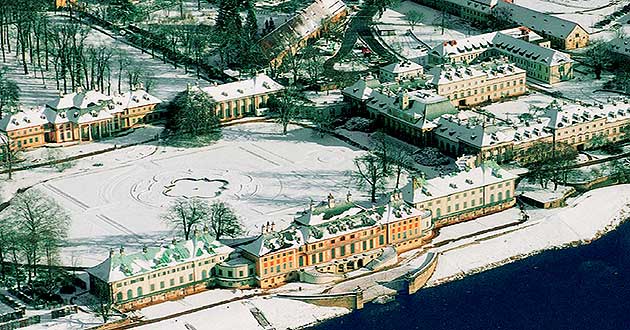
[{"left": 3, "top": 123, "right": 369, "bottom": 267}]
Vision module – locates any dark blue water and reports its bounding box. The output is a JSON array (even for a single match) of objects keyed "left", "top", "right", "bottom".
[{"left": 311, "top": 219, "right": 630, "bottom": 330}]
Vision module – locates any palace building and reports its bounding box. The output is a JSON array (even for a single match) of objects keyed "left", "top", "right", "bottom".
[
  {"left": 402, "top": 163, "right": 517, "bottom": 227},
  {"left": 429, "top": 28, "right": 574, "bottom": 84},
  {"left": 196, "top": 73, "right": 284, "bottom": 122},
  {"left": 0, "top": 89, "right": 161, "bottom": 151},
  {"left": 494, "top": 1, "right": 589, "bottom": 50},
  {"left": 432, "top": 100, "right": 630, "bottom": 164},
  {"left": 87, "top": 230, "right": 235, "bottom": 311},
  {"left": 429, "top": 58, "right": 527, "bottom": 107},
  {"left": 380, "top": 61, "right": 424, "bottom": 83}
]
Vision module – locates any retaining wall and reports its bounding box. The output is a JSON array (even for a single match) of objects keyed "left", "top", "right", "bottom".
[{"left": 277, "top": 290, "right": 364, "bottom": 310}]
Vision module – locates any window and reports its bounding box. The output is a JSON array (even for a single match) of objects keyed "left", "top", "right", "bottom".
[
  {"left": 137, "top": 287, "right": 143, "bottom": 297},
  {"left": 116, "top": 292, "right": 123, "bottom": 302},
  {"left": 319, "top": 252, "right": 323, "bottom": 263},
  {"left": 350, "top": 244, "right": 355, "bottom": 254},
  {"left": 202, "top": 270, "right": 208, "bottom": 279},
  {"left": 331, "top": 248, "right": 336, "bottom": 258},
  {"left": 311, "top": 254, "right": 316, "bottom": 264},
  {"left": 299, "top": 256, "right": 304, "bottom": 267},
  {"left": 170, "top": 279, "right": 175, "bottom": 287},
  {"left": 379, "top": 235, "right": 384, "bottom": 245},
  {"left": 340, "top": 246, "right": 346, "bottom": 256},
  {"left": 160, "top": 281, "right": 165, "bottom": 289},
  {"left": 127, "top": 289, "right": 133, "bottom": 300}
]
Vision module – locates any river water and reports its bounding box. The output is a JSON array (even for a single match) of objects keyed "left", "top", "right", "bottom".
[{"left": 310, "top": 219, "right": 630, "bottom": 330}]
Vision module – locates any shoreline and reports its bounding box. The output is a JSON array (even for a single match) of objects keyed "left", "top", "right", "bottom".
[{"left": 300, "top": 185, "right": 630, "bottom": 329}]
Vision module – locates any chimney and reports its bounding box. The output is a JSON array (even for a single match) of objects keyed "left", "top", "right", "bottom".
[
  {"left": 346, "top": 191, "right": 352, "bottom": 203},
  {"left": 109, "top": 248, "right": 115, "bottom": 258},
  {"left": 142, "top": 246, "right": 148, "bottom": 253},
  {"left": 309, "top": 199, "right": 314, "bottom": 211},
  {"left": 327, "top": 193, "right": 335, "bottom": 208},
  {"left": 271, "top": 222, "right": 276, "bottom": 232},
  {"left": 172, "top": 238, "right": 177, "bottom": 245},
  {"left": 119, "top": 246, "right": 125, "bottom": 255},
  {"left": 400, "top": 90, "right": 410, "bottom": 110}
]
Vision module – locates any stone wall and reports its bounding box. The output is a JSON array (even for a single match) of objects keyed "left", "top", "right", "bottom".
[
  {"left": 407, "top": 253, "right": 439, "bottom": 295},
  {"left": 277, "top": 290, "right": 364, "bottom": 310}
]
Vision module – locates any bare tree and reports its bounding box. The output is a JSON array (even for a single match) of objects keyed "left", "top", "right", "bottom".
[
  {"left": 406, "top": 10, "right": 424, "bottom": 29},
  {"left": 390, "top": 144, "right": 415, "bottom": 189},
  {"left": 87, "top": 285, "right": 115, "bottom": 323},
  {"left": 7, "top": 189, "right": 70, "bottom": 285},
  {"left": 162, "top": 197, "right": 210, "bottom": 240},
  {"left": 351, "top": 153, "right": 388, "bottom": 203},
  {"left": 208, "top": 201, "right": 243, "bottom": 240}
]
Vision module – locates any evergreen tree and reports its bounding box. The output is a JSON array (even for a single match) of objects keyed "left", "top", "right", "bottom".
[
  {"left": 245, "top": 3, "right": 258, "bottom": 39},
  {"left": 215, "top": 0, "right": 243, "bottom": 33}
]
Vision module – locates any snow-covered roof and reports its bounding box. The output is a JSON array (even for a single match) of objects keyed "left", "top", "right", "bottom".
[
  {"left": 499, "top": 26, "right": 545, "bottom": 43},
  {"left": 431, "top": 30, "right": 572, "bottom": 66},
  {"left": 46, "top": 90, "right": 112, "bottom": 111},
  {"left": 260, "top": 0, "right": 347, "bottom": 57},
  {"left": 198, "top": 74, "right": 284, "bottom": 103},
  {"left": 544, "top": 102, "right": 630, "bottom": 129},
  {"left": 609, "top": 38, "right": 630, "bottom": 57},
  {"left": 495, "top": 1, "right": 588, "bottom": 38},
  {"left": 0, "top": 107, "right": 49, "bottom": 132},
  {"left": 241, "top": 196, "right": 430, "bottom": 256},
  {"left": 366, "top": 88, "right": 453, "bottom": 129},
  {"left": 402, "top": 164, "right": 517, "bottom": 205},
  {"left": 341, "top": 77, "right": 380, "bottom": 100},
  {"left": 429, "top": 60, "right": 525, "bottom": 85},
  {"left": 112, "top": 90, "right": 162, "bottom": 110},
  {"left": 380, "top": 61, "right": 423, "bottom": 75},
  {"left": 88, "top": 232, "right": 234, "bottom": 283},
  {"left": 449, "top": 0, "right": 498, "bottom": 13}
]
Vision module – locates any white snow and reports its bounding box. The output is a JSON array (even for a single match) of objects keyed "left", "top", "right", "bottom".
[
  {"left": 2, "top": 122, "right": 367, "bottom": 267},
  {"left": 427, "top": 184, "right": 630, "bottom": 285}
]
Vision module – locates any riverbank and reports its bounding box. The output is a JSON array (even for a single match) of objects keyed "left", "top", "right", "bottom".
[{"left": 424, "top": 184, "right": 630, "bottom": 288}]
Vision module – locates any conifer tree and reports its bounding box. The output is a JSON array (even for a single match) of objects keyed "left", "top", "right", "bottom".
[{"left": 245, "top": 2, "right": 258, "bottom": 39}]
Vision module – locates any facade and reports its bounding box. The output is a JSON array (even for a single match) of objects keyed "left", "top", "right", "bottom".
[
  {"left": 402, "top": 163, "right": 517, "bottom": 227},
  {"left": 0, "top": 109, "right": 48, "bottom": 151},
  {"left": 0, "top": 89, "right": 161, "bottom": 151},
  {"left": 240, "top": 193, "right": 435, "bottom": 288},
  {"left": 430, "top": 59, "right": 527, "bottom": 107},
  {"left": 196, "top": 74, "right": 284, "bottom": 122},
  {"left": 494, "top": 1, "right": 589, "bottom": 50},
  {"left": 259, "top": 0, "right": 348, "bottom": 66},
  {"left": 429, "top": 28, "right": 574, "bottom": 84},
  {"left": 87, "top": 231, "right": 237, "bottom": 311},
  {"left": 380, "top": 61, "right": 424, "bottom": 82}
]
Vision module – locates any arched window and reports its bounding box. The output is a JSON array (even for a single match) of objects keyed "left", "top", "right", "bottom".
[
  {"left": 498, "top": 192, "right": 503, "bottom": 201},
  {"left": 137, "top": 287, "right": 143, "bottom": 297},
  {"left": 116, "top": 292, "right": 123, "bottom": 302},
  {"left": 490, "top": 194, "right": 495, "bottom": 203},
  {"left": 506, "top": 190, "right": 511, "bottom": 199},
  {"left": 202, "top": 270, "right": 208, "bottom": 280},
  {"left": 435, "top": 208, "right": 441, "bottom": 218},
  {"left": 127, "top": 289, "right": 133, "bottom": 300}
]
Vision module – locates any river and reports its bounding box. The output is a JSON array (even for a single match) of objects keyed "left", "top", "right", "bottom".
[{"left": 310, "top": 218, "right": 630, "bottom": 330}]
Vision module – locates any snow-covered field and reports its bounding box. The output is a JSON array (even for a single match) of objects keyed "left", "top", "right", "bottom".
[{"left": 14, "top": 122, "right": 366, "bottom": 267}]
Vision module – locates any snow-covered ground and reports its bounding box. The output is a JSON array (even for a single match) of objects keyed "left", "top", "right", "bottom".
[
  {"left": 2, "top": 122, "right": 369, "bottom": 267},
  {"left": 428, "top": 184, "right": 630, "bottom": 285},
  {"left": 482, "top": 92, "right": 555, "bottom": 123}
]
